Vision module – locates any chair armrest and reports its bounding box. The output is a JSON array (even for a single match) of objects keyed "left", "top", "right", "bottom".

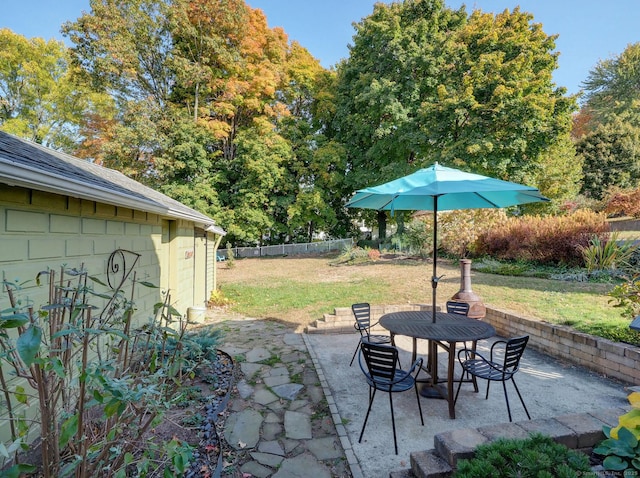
[
  {"left": 408, "top": 357, "right": 423, "bottom": 379},
  {"left": 458, "top": 348, "right": 506, "bottom": 376},
  {"left": 489, "top": 339, "right": 508, "bottom": 361},
  {"left": 458, "top": 347, "right": 491, "bottom": 366},
  {"left": 386, "top": 357, "right": 423, "bottom": 386},
  {"left": 457, "top": 347, "right": 479, "bottom": 363}
]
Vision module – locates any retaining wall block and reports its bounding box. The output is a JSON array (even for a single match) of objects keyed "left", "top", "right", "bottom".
[
  {"left": 516, "top": 418, "right": 578, "bottom": 449},
  {"left": 410, "top": 450, "right": 452, "bottom": 478},
  {"left": 433, "top": 428, "right": 488, "bottom": 468},
  {"left": 554, "top": 413, "right": 608, "bottom": 448}
]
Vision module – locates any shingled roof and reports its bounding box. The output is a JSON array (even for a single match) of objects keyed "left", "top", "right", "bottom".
[{"left": 0, "top": 131, "right": 225, "bottom": 235}]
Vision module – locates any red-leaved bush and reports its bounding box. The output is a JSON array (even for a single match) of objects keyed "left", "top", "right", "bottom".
[
  {"left": 605, "top": 188, "right": 640, "bottom": 218},
  {"left": 367, "top": 248, "right": 381, "bottom": 261},
  {"left": 473, "top": 210, "right": 610, "bottom": 266}
]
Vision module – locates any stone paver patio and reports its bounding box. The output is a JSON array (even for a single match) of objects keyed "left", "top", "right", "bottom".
[{"left": 215, "top": 317, "right": 352, "bottom": 478}]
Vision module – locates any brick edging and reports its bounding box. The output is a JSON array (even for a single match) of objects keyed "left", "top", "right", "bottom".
[{"left": 400, "top": 406, "right": 627, "bottom": 478}]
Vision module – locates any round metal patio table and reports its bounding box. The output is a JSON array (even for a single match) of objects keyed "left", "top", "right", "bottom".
[{"left": 379, "top": 310, "right": 496, "bottom": 419}]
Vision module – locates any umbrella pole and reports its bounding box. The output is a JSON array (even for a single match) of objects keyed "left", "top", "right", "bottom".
[{"left": 431, "top": 197, "right": 438, "bottom": 323}]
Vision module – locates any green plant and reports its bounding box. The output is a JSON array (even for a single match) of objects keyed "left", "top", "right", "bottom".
[
  {"left": 181, "top": 412, "right": 205, "bottom": 427},
  {"left": 225, "top": 242, "right": 235, "bottom": 269},
  {"left": 609, "top": 274, "right": 640, "bottom": 324},
  {"left": 259, "top": 354, "right": 281, "bottom": 366},
  {"left": 0, "top": 254, "right": 205, "bottom": 477},
  {"left": 209, "top": 288, "right": 234, "bottom": 307},
  {"left": 593, "top": 392, "right": 640, "bottom": 472},
  {"left": 394, "top": 218, "right": 433, "bottom": 257},
  {"left": 579, "top": 232, "right": 637, "bottom": 272},
  {"left": 454, "top": 433, "right": 591, "bottom": 477},
  {"left": 330, "top": 245, "right": 372, "bottom": 265}
]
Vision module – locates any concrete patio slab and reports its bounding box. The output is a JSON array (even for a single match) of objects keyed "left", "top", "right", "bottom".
[{"left": 305, "top": 332, "right": 631, "bottom": 477}]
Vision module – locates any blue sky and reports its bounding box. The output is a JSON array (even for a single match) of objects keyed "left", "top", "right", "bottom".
[{"left": 4, "top": 0, "right": 639, "bottom": 97}]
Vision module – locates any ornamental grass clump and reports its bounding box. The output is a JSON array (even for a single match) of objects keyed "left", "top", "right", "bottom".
[
  {"left": 454, "top": 433, "right": 591, "bottom": 478},
  {"left": 578, "top": 232, "right": 637, "bottom": 273}
]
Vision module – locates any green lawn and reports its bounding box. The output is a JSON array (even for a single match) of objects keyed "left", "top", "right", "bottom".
[{"left": 218, "top": 255, "right": 640, "bottom": 345}]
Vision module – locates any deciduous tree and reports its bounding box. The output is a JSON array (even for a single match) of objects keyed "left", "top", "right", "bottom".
[
  {"left": 578, "top": 115, "right": 640, "bottom": 200},
  {"left": 333, "top": 0, "right": 578, "bottom": 233},
  {"left": 0, "top": 29, "right": 108, "bottom": 150},
  {"left": 421, "top": 8, "right": 577, "bottom": 189},
  {"left": 582, "top": 42, "right": 640, "bottom": 127}
]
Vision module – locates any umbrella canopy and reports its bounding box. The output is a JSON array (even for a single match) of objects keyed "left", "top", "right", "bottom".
[
  {"left": 345, "top": 163, "right": 549, "bottom": 321},
  {"left": 346, "top": 163, "right": 549, "bottom": 212}
]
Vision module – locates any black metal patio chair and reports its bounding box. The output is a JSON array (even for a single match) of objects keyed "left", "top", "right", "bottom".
[
  {"left": 358, "top": 341, "right": 424, "bottom": 454},
  {"left": 454, "top": 335, "right": 531, "bottom": 422},
  {"left": 349, "top": 303, "right": 392, "bottom": 366},
  {"left": 446, "top": 300, "right": 480, "bottom": 390},
  {"left": 446, "top": 300, "right": 470, "bottom": 316}
]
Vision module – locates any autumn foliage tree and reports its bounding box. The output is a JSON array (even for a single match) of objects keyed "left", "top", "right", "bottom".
[
  {"left": 5, "top": 0, "right": 594, "bottom": 245},
  {"left": 62, "top": 0, "right": 341, "bottom": 245}
]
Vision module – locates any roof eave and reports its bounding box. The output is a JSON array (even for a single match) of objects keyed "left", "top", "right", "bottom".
[{"left": 0, "top": 160, "right": 226, "bottom": 235}]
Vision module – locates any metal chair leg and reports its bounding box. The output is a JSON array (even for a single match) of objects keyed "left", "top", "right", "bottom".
[
  {"left": 349, "top": 340, "right": 360, "bottom": 366},
  {"left": 454, "top": 368, "right": 464, "bottom": 405},
  {"left": 470, "top": 340, "right": 479, "bottom": 392},
  {"left": 502, "top": 380, "right": 513, "bottom": 422},
  {"left": 388, "top": 392, "right": 398, "bottom": 455},
  {"left": 414, "top": 383, "right": 424, "bottom": 426},
  {"left": 359, "top": 387, "right": 376, "bottom": 443},
  {"left": 511, "top": 378, "right": 531, "bottom": 420}
]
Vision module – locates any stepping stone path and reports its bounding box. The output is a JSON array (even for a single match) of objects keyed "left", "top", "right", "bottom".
[{"left": 214, "top": 316, "right": 353, "bottom": 477}]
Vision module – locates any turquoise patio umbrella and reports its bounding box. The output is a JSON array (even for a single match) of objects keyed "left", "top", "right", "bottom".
[{"left": 345, "top": 163, "right": 549, "bottom": 322}]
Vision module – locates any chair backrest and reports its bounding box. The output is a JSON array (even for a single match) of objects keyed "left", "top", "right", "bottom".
[
  {"left": 446, "top": 300, "right": 470, "bottom": 316},
  {"left": 503, "top": 335, "right": 529, "bottom": 372},
  {"left": 360, "top": 341, "right": 398, "bottom": 384},
  {"left": 352, "top": 303, "right": 371, "bottom": 333}
]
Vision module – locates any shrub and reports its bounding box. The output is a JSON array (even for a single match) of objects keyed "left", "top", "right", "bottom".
[
  {"left": 454, "top": 433, "right": 591, "bottom": 477},
  {"left": 438, "top": 209, "right": 506, "bottom": 258},
  {"left": 331, "top": 245, "right": 373, "bottom": 265},
  {"left": 367, "top": 248, "right": 381, "bottom": 261},
  {"left": 390, "top": 217, "right": 432, "bottom": 257},
  {"left": 209, "top": 288, "right": 235, "bottom": 307},
  {"left": 0, "top": 255, "right": 205, "bottom": 477},
  {"left": 225, "top": 242, "right": 235, "bottom": 268},
  {"left": 605, "top": 187, "right": 640, "bottom": 218},
  {"left": 593, "top": 392, "right": 640, "bottom": 472},
  {"left": 474, "top": 210, "right": 610, "bottom": 266},
  {"left": 609, "top": 275, "right": 640, "bottom": 327}
]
